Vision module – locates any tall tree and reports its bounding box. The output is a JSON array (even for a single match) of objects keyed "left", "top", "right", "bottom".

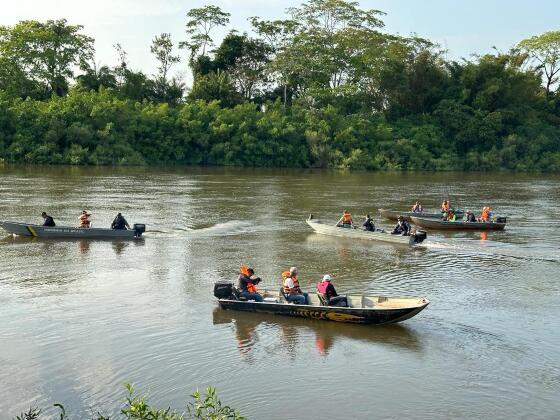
[
  {"left": 518, "top": 31, "right": 560, "bottom": 95},
  {"left": 0, "top": 19, "right": 94, "bottom": 96},
  {"left": 150, "top": 33, "right": 181, "bottom": 100}
]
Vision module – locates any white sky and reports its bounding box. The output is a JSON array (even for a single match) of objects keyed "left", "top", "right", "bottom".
[{"left": 2, "top": 0, "right": 559, "bottom": 86}]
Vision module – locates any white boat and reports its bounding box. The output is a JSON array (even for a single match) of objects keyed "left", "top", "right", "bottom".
[{"left": 306, "top": 215, "right": 426, "bottom": 246}]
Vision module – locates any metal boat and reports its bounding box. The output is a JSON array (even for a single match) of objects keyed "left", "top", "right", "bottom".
[
  {"left": 214, "top": 282, "right": 429, "bottom": 325},
  {"left": 306, "top": 215, "right": 426, "bottom": 246},
  {"left": 0, "top": 221, "right": 146, "bottom": 239},
  {"left": 409, "top": 216, "right": 506, "bottom": 231},
  {"left": 379, "top": 208, "right": 464, "bottom": 221}
]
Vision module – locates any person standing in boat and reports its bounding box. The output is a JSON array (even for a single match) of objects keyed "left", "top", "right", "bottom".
[
  {"left": 78, "top": 210, "right": 91, "bottom": 228},
  {"left": 282, "top": 267, "right": 309, "bottom": 304},
  {"left": 411, "top": 201, "right": 423, "bottom": 213},
  {"left": 41, "top": 212, "right": 56, "bottom": 227},
  {"left": 111, "top": 212, "right": 131, "bottom": 230},
  {"left": 317, "top": 274, "right": 347, "bottom": 307},
  {"left": 362, "top": 214, "right": 375, "bottom": 232},
  {"left": 336, "top": 210, "right": 354, "bottom": 228},
  {"left": 238, "top": 266, "right": 263, "bottom": 302},
  {"left": 391, "top": 216, "right": 410, "bottom": 235}
]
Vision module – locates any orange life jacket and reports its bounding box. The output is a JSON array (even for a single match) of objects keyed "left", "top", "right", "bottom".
[
  {"left": 342, "top": 212, "right": 352, "bottom": 223},
  {"left": 441, "top": 201, "right": 449, "bottom": 212},
  {"left": 79, "top": 213, "right": 90, "bottom": 227},
  {"left": 481, "top": 208, "right": 490, "bottom": 221},
  {"left": 241, "top": 265, "right": 257, "bottom": 292},
  {"left": 282, "top": 271, "right": 300, "bottom": 294}
]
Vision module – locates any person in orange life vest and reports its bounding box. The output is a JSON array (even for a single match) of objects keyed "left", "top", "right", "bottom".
[
  {"left": 441, "top": 200, "right": 450, "bottom": 213},
  {"left": 78, "top": 210, "right": 91, "bottom": 228},
  {"left": 481, "top": 207, "right": 491, "bottom": 222},
  {"left": 317, "top": 274, "right": 348, "bottom": 307},
  {"left": 282, "top": 266, "right": 309, "bottom": 305},
  {"left": 237, "top": 266, "right": 263, "bottom": 302},
  {"left": 336, "top": 210, "right": 354, "bottom": 228}
]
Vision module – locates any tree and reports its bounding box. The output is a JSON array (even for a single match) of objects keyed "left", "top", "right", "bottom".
[
  {"left": 518, "top": 31, "right": 560, "bottom": 94},
  {"left": 150, "top": 33, "right": 181, "bottom": 100},
  {"left": 113, "top": 43, "right": 128, "bottom": 87},
  {"left": 0, "top": 19, "right": 94, "bottom": 96},
  {"left": 76, "top": 63, "right": 117, "bottom": 91},
  {"left": 179, "top": 5, "right": 230, "bottom": 62},
  {"left": 189, "top": 69, "right": 242, "bottom": 107}
]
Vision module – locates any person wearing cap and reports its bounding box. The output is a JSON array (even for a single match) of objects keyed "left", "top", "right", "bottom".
[
  {"left": 238, "top": 267, "right": 263, "bottom": 302},
  {"left": 465, "top": 210, "right": 476, "bottom": 223},
  {"left": 282, "top": 266, "right": 309, "bottom": 305},
  {"left": 78, "top": 210, "right": 92, "bottom": 228},
  {"left": 41, "top": 212, "right": 56, "bottom": 227},
  {"left": 391, "top": 215, "right": 410, "bottom": 235},
  {"left": 317, "top": 274, "right": 347, "bottom": 307},
  {"left": 362, "top": 214, "right": 375, "bottom": 232},
  {"left": 111, "top": 212, "right": 131, "bottom": 230}
]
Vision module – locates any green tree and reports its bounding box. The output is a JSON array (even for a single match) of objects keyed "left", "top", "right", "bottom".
[
  {"left": 151, "top": 33, "right": 181, "bottom": 100},
  {"left": 518, "top": 31, "right": 560, "bottom": 94},
  {"left": 180, "top": 5, "right": 230, "bottom": 62}
]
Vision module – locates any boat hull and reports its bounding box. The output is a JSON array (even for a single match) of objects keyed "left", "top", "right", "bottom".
[
  {"left": 306, "top": 218, "right": 425, "bottom": 246},
  {"left": 218, "top": 299, "right": 429, "bottom": 325},
  {"left": 379, "top": 208, "right": 464, "bottom": 221},
  {"left": 409, "top": 216, "right": 506, "bottom": 231},
  {"left": 0, "top": 221, "right": 144, "bottom": 239}
]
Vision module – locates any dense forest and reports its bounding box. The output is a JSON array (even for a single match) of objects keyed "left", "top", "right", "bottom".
[{"left": 1, "top": 0, "right": 560, "bottom": 170}]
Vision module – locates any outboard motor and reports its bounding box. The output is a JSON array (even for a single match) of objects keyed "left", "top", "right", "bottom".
[
  {"left": 133, "top": 224, "right": 146, "bottom": 237},
  {"left": 214, "top": 281, "right": 236, "bottom": 300},
  {"left": 413, "top": 230, "right": 427, "bottom": 244}
]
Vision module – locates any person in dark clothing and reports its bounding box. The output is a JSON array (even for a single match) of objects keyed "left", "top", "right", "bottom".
[
  {"left": 391, "top": 216, "right": 410, "bottom": 235},
  {"left": 465, "top": 211, "right": 476, "bottom": 222},
  {"left": 237, "top": 268, "right": 263, "bottom": 302},
  {"left": 41, "top": 212, "right": 56, "bottom": 227},
  {"left": 317, "top": 275, "right": 347, "bottom": 307},
  {"left": 363, "top": 214, "right": 375, "bottom": 232},
  {"left": 111, "top": 213, "right": 131, "bottom": 230}
]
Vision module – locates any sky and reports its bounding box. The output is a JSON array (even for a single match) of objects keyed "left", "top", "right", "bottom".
[{"left": 1, "top": 0, "right": 559, "bottom": 85}]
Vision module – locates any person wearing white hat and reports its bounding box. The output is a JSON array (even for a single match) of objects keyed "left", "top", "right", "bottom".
[
  {"left": 316, "top": 274, "right": 347, "bottom": 307},
  {"left": 282, "top": 266, "right": 309, "bottom": 305}
]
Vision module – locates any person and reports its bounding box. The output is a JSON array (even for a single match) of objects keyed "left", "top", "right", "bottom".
[
  {"left": 481, "top": 206, "right": 491, "bottom": 222},
  {"left": 391, "top": 216, "right": 410, "bottom": 235},
  {"left": 465, "top": 210, "right": 476, "bottom": 223},
  {"left": 362, "top": 214, "right": 375, "bottom": 232},
  {"left": 41, "top": 212, "right": 55, "bottom": 227},
  {"left": 78, "top": 210, "right": 91, "bottom": 228},
  {"left": 445, "top": 210, "right": 457, "bottom": 222},
  {"left": 282, "top": 267, "right": 309, "bottom": 305},
  {"left": 317, "top": 274, "right": 347, "bottom": 307},
  {"left": 237, "top": 266, "right": 263, "bottom": 302},
  {"left": 411, "top": 201, "right": 423, "bottom": 213},
  {"left": 336, "top": 210, "right": 353, "bottom": 228},
  {"left": 441, "top": 200, "right": 450, "bottom": 213},
  {"left": 111, "top": 212, "right": 130, "bottom": 230}
]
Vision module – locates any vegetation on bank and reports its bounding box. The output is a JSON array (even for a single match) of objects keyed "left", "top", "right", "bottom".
[
  {"left": 1, "top": 0, "right": 560, "bottom": 171},
  {"left": 14, "top": 385, "right": 244, "bottom": 420}
]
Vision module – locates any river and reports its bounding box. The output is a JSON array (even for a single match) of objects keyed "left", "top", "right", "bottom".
[{"left": 0, "top": 166, "right": 559, "bottom": 419}]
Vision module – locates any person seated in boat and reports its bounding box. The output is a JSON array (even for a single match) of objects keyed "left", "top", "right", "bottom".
[
  {"left": 362, "top": 214, "right": 375, "bottom": 232},
  {"left": 441, "top": 200, "right": 450, "bottom": 213},
  {"left": 41, "top": 212, "right": 56, "bottom": 227},
  {"left": 78, "top": 210, "right": 91, "bottom": 228},
  {"left": 391, "top": 216, "right": 410, "bottom": 235},
  {"left": 445, "top": 210, "right": 457, "bottom": 222},
  {"left": 317, "top": 274, "right": 347, "bottom": 307},
  {"left": 465, "top": 210, "right": 476, "bottom": 223},
  {"left": 411, "top": 201, "right": 423, "bottom": 213},
  {"left": 237, "top": 266, "right": 263, "bottom": 302},
  {"left": 481, "top": 206, "right": 491, "bottom": 222},
  {"left": 336, "top": 210, "right": 354, "bottom": 228},
  {"left": 111, "top": 212, "right": 131, "bottom": 230},
  {"left": 282, "top": 267, "right": 309, "bottom": 305}
]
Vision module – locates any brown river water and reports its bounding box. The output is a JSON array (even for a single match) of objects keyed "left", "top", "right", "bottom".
[{"left": 0, "top": 166, "right": 559, "bottom": 419}]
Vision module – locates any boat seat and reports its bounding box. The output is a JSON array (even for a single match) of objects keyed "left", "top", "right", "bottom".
[
  {"left": 232, "top": 287, "right": 247, "bottom": 301},
  {"left": 317, "top": 293, "right": 329, "bottom": 306},
  {"left": 279, "top": 287, "right": 289, "bottom": 303}
]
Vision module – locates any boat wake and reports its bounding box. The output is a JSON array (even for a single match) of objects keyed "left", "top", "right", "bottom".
[{"left": 191, "top": 220, "right": 255, "bottom": 237}]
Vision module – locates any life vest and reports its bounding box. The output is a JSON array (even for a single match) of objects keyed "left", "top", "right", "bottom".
[
  {"left": 241, "top": 265, "right": 257, "bottom": 292},
  {"left": 317, "top": 280, "right": 329, "bottom": 294},
  {"left": 79, "top": 213, "right": 90, "bottom": 227},
  {"left": 481, "top": 207, "right": 490, "bottom": 221},
  {"left": 441, "top": 201, "right": 449, "bottom": 212},
  {"left": 342, "top": 212, "right": 352, "bottom": 223},
  {"left": 282, "top": 271, "right": 300, "bottom": 294}
]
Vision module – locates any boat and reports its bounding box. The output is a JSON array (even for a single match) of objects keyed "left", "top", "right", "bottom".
[
  {"left": 306, "top": 215, "right": 427, "bottom": 246},
  {"left": 409, "top": 216, "right": 506, "bottom": 231},
  {"left": 379, "top": 208, "right": 464, "bottom": 221},
  {"left": 214, "top": 282, "right": 429, "bottom": 325},
  {"left": 0, "top": 220, "right": 146, "bottom": 239}
]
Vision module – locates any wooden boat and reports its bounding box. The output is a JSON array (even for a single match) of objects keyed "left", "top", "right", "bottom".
[
  {"left": 0, "top": 220, "right": 146, "bottom": 239},
  {"left": 214, "top": 282, "right": 429, "bottom": 325},
  {"left": 306, "top": 215, "right": 427, "bottom": 246},
  {"left": 409, "top": 216, "right": 506, "bottom": 231},
  {"left": 379, "top": 208, "right": 464, "bottom": 221}
]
